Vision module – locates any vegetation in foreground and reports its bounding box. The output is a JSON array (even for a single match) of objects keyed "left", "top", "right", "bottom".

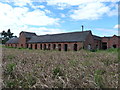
[{"left": 2, "top": 47, "right": 119, "bottom": 88}]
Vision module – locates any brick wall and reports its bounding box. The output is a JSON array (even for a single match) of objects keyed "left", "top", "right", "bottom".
[
  {"left": 84, "top": 32, "right": 95, "bottom": 50},
  {"left": 29, "top": 42, "right": 83, "bottom": 51},
  {"left": 18, "top": 33, "right": 27, "bottom": 48},
  {"left": 102, "top": 35, "right": 120, "bottom": 49}
]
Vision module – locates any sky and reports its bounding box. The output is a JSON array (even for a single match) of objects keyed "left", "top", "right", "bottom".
[{"left": 0, "top": 0, "right": 119, "bottom": 37}]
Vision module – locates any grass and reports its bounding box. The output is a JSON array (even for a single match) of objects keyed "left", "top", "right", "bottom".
[{"left": 2, "top": 47, "right": 119, "bottom": 88}]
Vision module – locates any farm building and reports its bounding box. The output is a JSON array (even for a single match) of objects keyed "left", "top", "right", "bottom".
[{"left": 5, "top": 30, "right": 120, "bottom": 51}]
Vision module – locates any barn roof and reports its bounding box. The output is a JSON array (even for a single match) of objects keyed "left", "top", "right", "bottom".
[
  {"left": 20, "top": 31, "right": 36, "bottom": 38},
  {"left": 93, "top": 35, "right": 101, "bottom": 40},
  {"left": 6, "top": 37, "right": 18, "bottom": 44},
  {"left": 27, "top": 30, "right": 91, "bottom": 43}
]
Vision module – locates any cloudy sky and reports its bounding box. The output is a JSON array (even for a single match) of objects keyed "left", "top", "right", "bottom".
[{"left": 0, "top": 0, "right": 119, "bottom": 37}]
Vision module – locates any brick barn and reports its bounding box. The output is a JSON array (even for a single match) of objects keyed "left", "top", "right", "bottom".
[{"left": 5, "top": 30, "right": 120, "bottom": 51}]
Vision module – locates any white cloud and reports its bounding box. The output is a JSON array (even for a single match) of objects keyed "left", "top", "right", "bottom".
[
  {"left": 46, "top": 0, "right": 118, "bottom": 20},
  {"left": 60, "top": 14, "right": 66, "bottom": 18},
  {"left": 31, "top": 5, "right": 45, "bottom": 9},
  {"left": 0, "top": 2, "right": 60, "bottom": 26},
  {"left": 114, "top": 25, "right": 120, "bottom": 29},
  {"left": 47, "top": 0, "right": 119, "bottom": 6},
  {"left": 44, "top": 9, "right": 51, "bottom": 14},
  {"left": 22, "top": 9, "right": 59, "bottom": 26},
  {"left": 70, "top": 2, "right": 110, "bottom": 20},
  {"left": 0, "top": 2, "right": 61, "bottom": 36},
  {"left": 13, "top": 0, "right": 32, "bottom": 7},
  {"left": 27, "top": 27, "right": 64, "bottom": 35}
]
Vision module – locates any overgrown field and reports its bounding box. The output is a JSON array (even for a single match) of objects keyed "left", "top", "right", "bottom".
[{"left": 2, "top": 47, "right": 119, "bottom": 88}]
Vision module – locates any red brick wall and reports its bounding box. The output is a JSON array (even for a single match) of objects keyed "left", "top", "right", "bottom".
[
  {"left": 102, "top": 35, "right": 120, "bottom": 48},
  {"left": 29, "top": 42, "right": 83, "bottom": 51},
  {"left": 84, "top": 32, "right": 95, "bottom": 50},
  {"left": 18, "top": 33, "right": 27, "bottom": 48},
  {"left": 94, "top": 40, "right": 102, "bottom": 49}
]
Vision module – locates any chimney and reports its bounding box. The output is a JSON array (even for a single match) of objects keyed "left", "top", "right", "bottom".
[{"left": 82, "top": 25, "right": 84, "bottom": 32}]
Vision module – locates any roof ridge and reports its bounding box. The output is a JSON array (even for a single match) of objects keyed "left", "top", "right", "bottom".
[
  {"left": 36, "top": 30, "right": 91, "bottom": 37},
  {"left": 20, "top": 31, "right": 36, "bottom": 34}
]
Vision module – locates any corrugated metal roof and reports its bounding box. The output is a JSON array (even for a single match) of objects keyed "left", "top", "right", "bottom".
[
  {"left": 27, "top": 31, "right": 91, "bottom": 43},
  {"left": 6, "top": 37, "right": 18, "bottom": 44}
]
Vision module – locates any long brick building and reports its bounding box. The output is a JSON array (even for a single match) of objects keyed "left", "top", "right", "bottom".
[{"left": 5, "top": 30, "right": 120, "bottom": 51}]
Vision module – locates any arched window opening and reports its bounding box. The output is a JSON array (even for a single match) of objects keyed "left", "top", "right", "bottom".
[
  {"left": 35, "top": 44, "right": 37, "bottom": 49},
  {"left": 74, "top": 44, "right": 77, "bottom": 51},
  {"left": 40, "top": 44, "right": 42, "bottom": 50},
  {"left": 64, "top": 44, "right": 68, "bottom": 51},
  {"left": 102, "top": 42, "right": 107, "bottom": 50},
  {"left": 113, "top": 44, "right": 116, "bottom": 48},
  {"left": 26, "top": 44, "right": 28, "bottom": 48},
  {"left": 58, "top": 44, "right": 61, "bottom": 51},
  {"left": 53, "top": 44, "right": 56, "bottom": 50},
  {"left": 15, "top": 44, "right": 17, "bottom": 48},
  {"left": 48, "top": 44, "right": 51, "bottom": 50},
  {"left": 21, "top": 44, "right": 23, "bottom": 48}
]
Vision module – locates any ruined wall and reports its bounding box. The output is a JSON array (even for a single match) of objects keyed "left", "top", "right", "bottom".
[{"left": 102, "top": 35, "right": 120, "bottom": 49}]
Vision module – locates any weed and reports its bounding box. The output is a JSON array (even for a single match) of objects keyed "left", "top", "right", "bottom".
[
  {"left": 94, "top": 69, "right": 106, "bottom": 75},
  {"left": 82, "top": 60, "right": 92, "bottom": 66},
  {"left": 94, "top": 69, "right": 106, "bottom": 88},
  {"left": 106, "top": 48, "right": 118, "bottom": 52},
  {"left": 102, "top": 59, "right": 113, "bottom": 66},
  {"left": 27, "top": 75, "right": 36, "bottom": 86},
  {"left": 69, "top": 59, "right": 77, "bottom": 66},
  {"left": 5, "top": 80, "right": 16, "bottom": 88},
  {"left": 53, "top": 67, "right": 63, "bottom": 76},
  {"left": 7, "top": 55, "right": 15, "bottom": 60},
  {"left": 6, "top": 63, "right": 16, "bottom": 74}
]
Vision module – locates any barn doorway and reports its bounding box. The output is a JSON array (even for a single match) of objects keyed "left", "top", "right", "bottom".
[
  {"left": 74, "top": 44, "right": 77, "bottom": 51},
  {"left": 35, "top": 44, "right": 37, "bottom": 49},
  {"left": 113, "top": 44, "right": 116, "bottom": 48},
  {"left": 44, "top": 44, "right": 46, "bottom": 50},
  {"left": 21, "top": 44, "right": 23, "bottom": 48},
  {"left": 58, "top": 44, "right": 61, "bottom": 51},
  {"left": 64, "top": 44, "right": 68, "bottom": 51},
  {"left": 53, "top": 44, "right": 56, "bottom": 50},
  {"left": 15, "top": 44, "right": 17, "bottom": 48},
  {"left": 26, "top": 44, "right": 28, "bottom": 48},
  {"left": 102, "top": 42, "right": 107, "bottom": 50},
  {"left": 40, "top": 44, "right": 42, "bottom": 50},
  {"left": 48, "top": 44, "right": 51, "bottom": 50}
]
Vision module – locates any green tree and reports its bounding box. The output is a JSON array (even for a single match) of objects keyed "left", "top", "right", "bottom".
[
  {"left": 0, "top": 29, "right": 16, "bottom": 44},
  {"left": 7, "top": 29, "right": 14, "bottom": 39}
]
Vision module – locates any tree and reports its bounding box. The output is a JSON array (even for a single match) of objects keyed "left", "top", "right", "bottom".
[
  {"left": 0, "top": 29, "right": 16, "bottom": 44},
  {"left": 1, "top": 30, "right": 7, "bottom": 39},
  {"left": 7, "top": 29, "right": 13, "bottom": 39}
]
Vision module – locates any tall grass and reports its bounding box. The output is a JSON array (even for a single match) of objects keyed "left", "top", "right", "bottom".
[{"left": 2, "top": 47, "right": 119, "bottom": 88}]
